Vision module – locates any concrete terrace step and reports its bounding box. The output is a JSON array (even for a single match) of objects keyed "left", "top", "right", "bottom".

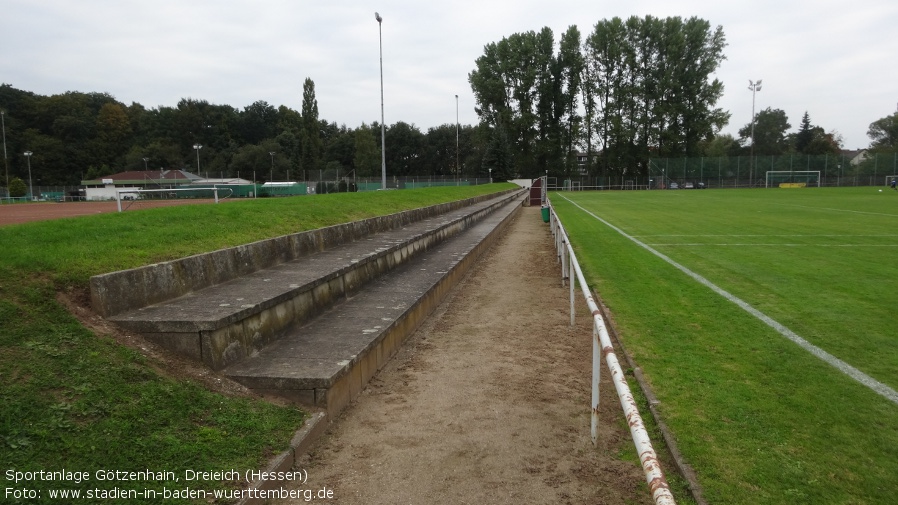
[
  {"left": 104, "top": 191, "right": 524, "bottom": 370},
  {"left": 222, "top": 196, "right": 522, "bottom": 415}
]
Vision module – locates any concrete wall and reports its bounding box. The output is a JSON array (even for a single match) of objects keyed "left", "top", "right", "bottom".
[{"left": 90, "top": 189, "right": 517, "bottom": 317}]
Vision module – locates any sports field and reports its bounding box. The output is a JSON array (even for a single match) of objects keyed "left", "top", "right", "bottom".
[{"left": 551, "top": 187, "right": 898, "bottom": 504}]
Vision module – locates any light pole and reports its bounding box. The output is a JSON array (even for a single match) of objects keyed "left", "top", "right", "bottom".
[
  {"left": 23, "top": 151, "right": 33, "bottom": 201},
  {"left": 269, "top": 151, "right": 276, "bottom": 181},
  {"left": 375, "top": 11, "right": 386, "bottom": 190},
  {"left": 142, "top": 157, "right": 149, "bottom": 170},
  {"left": 489, "top": 168, "right": 492, "bottom": 184},
  {"left": 1, "top": 110, "right": 8, "bottom": 191},
  {"left": 748, "top": 79, "right": 762, "bottom": 187},
  {"left": 455, "top": 94, "right": 459, "bottom": 181},
  {"left": 193, "top": 144, "right": 202, "bottom": 174}
]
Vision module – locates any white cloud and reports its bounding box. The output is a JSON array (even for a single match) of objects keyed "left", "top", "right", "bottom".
[{"left": 2, "top": 0, "right": 896, "bottom": 148}]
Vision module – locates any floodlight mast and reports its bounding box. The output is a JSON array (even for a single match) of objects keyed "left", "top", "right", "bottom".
[
  {"left": 455, "top": 94, "right": 459, "bottom": 180},
  {"left": 1, "top": 111, "right": 8, "bottom": 190},
  {"left": 748, "top": 79, "right": 762, "bottom": 187},
  {"left": 375, "top": 12, "right": 386, "bottom": 190},
  {"left": 193, "top": 144, "right": 202, "bottom": 173},
  {"left": 23, "top": 150, "right": 33, "bottom": 201}
]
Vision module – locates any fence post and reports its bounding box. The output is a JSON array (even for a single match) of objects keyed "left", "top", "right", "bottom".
[
  {"left": 561, "top": 238, "right": 567, "bottom": 287},
  {"left": 570, "top": 258, "right": 575, "bottom": 327},
  {"left": 591, "top": 321, "right": 601, "bottom": 443}
]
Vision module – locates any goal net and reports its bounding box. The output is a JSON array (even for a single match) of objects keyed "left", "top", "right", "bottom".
[
  {"left": 765, "top": 171, "right": 821, "bottom": 188},
  {"left": 115, "top": 186, "right": 233, "bottom": 212}
]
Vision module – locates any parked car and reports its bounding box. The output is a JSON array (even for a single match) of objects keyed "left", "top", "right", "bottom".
[
  {"left": 683, "top": 182, "right": 694, "bottom": 189},
  {"left": 669, "top": 182, "right": 679, "bottom": 189}
]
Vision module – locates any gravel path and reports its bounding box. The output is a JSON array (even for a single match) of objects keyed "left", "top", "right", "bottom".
[{"left": 276, "top": 206, "right": 653, "bottom": 505}]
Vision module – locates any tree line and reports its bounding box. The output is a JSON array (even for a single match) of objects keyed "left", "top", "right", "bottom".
[
  {"left": 0, "top": 80, "right": 488, "bottom": 188},
  {"left": 469, "top": 15, "right": 898, "bottom": 180},
  {"left": 470, "top": 16, "right": 730, "bottom": 180}
]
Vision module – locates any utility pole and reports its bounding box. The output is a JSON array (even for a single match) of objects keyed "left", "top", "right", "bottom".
[
  {"left": 748, "top": 79, "right": 762, "bottom": 188},
  {"left": 1, "top": 111, "right": 8, "bottom": 191},
  {"left": 376, "top": 12, "right": 387, "bottom": 190}
]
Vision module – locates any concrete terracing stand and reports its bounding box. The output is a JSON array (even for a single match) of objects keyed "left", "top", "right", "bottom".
[{"left": 91, "top": 190, "right": 524, "bottom": 415}]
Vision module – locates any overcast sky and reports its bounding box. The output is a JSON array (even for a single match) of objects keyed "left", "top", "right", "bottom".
[{"left": 3, "top": 0, "right": 896, "bottom": 150}]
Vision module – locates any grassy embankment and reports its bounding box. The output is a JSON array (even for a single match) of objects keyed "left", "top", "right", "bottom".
[{"left": 0, "top": 184, "right": 514, "bottom": 502}]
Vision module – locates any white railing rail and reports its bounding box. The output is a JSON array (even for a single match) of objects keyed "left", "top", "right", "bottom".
[{"left": 547, "top": 199, "right": 676, "bottom": 505}]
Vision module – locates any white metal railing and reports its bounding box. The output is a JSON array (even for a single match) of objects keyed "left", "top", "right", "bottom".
[{"left": 547, "top": 199, "right": 676, "bottom": 505}]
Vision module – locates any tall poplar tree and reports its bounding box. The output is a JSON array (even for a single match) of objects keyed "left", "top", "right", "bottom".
[
  {"left": 301, "top": 78, "right": 322, "bottom": 174},
  {"left": 556, "top": 26, "right": 584, "bottom": 176},
  {"left": 470, "top": 26, "right": 587, "bottom": 178},
  {"left": 583, "top": 15, "right": 727, "bottom": 175}
]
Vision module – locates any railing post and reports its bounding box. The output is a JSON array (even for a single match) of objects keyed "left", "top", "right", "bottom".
[
  {"left": 591, "top": 321, "right": 601, "bottom": 443},
  {"left": 570, "top": 257, "right": 575, "bottom": 326},
  {"left": 561, "top": 238, "right": 567, "bottom": 287},
  {"left": 557, "top": 225, "right": 562, "bottom": 264}
]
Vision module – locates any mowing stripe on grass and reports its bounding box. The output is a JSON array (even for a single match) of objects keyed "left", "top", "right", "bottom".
[
  {"left": 645, "top": 243, "right": 898, "bottom": 247},
  {"left": 633, "top": 234, "right": 898, "bottom": 237},
  {"left": 775, "top": 203, "right": 898, "bottom": 218},
  {"left": 558, "top": 194, "right": 898, "bottom": 406}
]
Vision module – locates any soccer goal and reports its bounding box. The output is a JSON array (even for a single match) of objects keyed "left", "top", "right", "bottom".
[
  {"left": 115, "top": 186, "right": 233, "bottom": 212},
  {"left": 884, "top": 176, "right": 898, "bottom": 187},
  {"left": 765, "top": 171, "right": 821, "bottom": 188}
]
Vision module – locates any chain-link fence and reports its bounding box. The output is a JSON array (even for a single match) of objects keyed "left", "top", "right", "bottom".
[
  {"left": 549, "top": 153, "right": 898, "bottom": 190},
  {"left": 0, "top": 185, "right": 84, "bottom": 202},
  {"left": 0, "top": 177, "right": 496, "bottom": 202}
]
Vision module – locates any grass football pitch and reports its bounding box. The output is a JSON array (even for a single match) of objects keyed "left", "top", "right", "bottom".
[{"left": 551, "top": 187, "right": 898, "bottom": 504}]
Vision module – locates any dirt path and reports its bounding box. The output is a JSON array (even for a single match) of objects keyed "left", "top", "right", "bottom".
[{"left": 275, "top": 206, "right": 653, "bottom": 505}]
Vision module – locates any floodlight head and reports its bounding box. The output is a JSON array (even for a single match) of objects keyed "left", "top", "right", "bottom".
[{"left": 375, "top": 12, "right": 382, "bottom": 23}]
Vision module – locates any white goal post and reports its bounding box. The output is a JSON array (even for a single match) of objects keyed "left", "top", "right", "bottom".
[
  {"left": 765, "top": 171, "right": 821, "bottom": 188},
  {"left": 115, "top": 187, "right": 232, "bottom": 212}
]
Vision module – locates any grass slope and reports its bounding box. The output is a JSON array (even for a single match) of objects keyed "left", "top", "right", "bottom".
[
  {"left": 552, "top": 187, "right": 898, "bottom": 504},
  {"left": 0, "top": 184, "right": 513, "bottom": 503}
]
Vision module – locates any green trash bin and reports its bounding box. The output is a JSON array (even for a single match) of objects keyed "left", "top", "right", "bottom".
[{"left": 541, "top": 205, "right": 550, "bottom": 223}]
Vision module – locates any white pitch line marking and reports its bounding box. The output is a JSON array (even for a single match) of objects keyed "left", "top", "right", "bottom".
[{"left": 559, "top": 194, "right": 898, "bottom": 405}]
